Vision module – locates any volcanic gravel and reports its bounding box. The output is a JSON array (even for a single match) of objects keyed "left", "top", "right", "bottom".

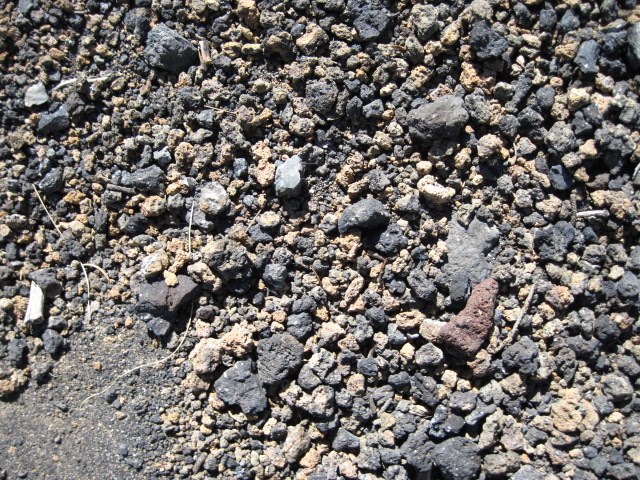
[{"left": 1, "top": 1, "right": 640, "bottom": 479}]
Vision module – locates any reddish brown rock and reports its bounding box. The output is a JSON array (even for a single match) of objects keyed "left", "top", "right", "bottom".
[{"left": 438, "top": 278, "right": 499, "bottom": 358}]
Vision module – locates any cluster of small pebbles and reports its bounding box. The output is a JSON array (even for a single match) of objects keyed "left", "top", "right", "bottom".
[{"left": 1, "top": 0, "right": 640, "bottom": 479}]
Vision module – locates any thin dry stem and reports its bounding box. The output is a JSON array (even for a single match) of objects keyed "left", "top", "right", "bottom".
[
  {"left": 78, "top": 262, "right": 92, "bottom": 322},
  {"left": 491, "top": 284, "right": 536, "bottom": 355},
  {"left": 83, "top": 263, "right": 111, "bottom": 282},
  {"left": 188, "top": 199, "right": 195, "bottom": 255},
  {"left": 80, "top": 303, "right": 195, "bottom": 408},
  {"left": 32, "top": 184, "right": 63, "bottom": 237}
]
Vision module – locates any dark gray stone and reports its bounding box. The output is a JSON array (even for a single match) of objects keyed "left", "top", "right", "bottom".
[
  {"left": 408, "top": 96, "right": 469, "bottom": 143},
  {"left": 144, "top": 24, "right": 198, "bottom": 73},
  {"left": 602, "top": 372, "right": 634, "bottom": 402},
  {"left": 433, "top": 437, "right": 481, "bottom": 480},
  {"left": 594, "top": 314, "right": 621, "bottom": 345},
  {"left": 286, "top": 312, "right": 314, "bottom": 340},
  {"left": 42, "top": 329, "right": 63, "bottom": 356},
  {"left": 128, "top": 165, "right": 165, "bottom": 193},
  {"left": 357, "top": 357, "right": 378, "bottom": 377},
  {"left": 338, "top": 198, "right": 390, "bottom": 234},
  {"left": 617, "top": 272, "right": 640, "bottom": 300},
  {"left": 470, "top": 20, "right": 509, "bottom": 61},
  {"left": 135, "top": 275, "right": 200, "bottom": 335},
  {"left": 7, "top": 339, "right": 27, "bottom": 367},
  {"left": 547, "top": 164, "right": 574, "bottom": 190},
  {"left": 28, "top": 269, "right": 62, "bottom": 298},
  {"left": 257, "top": 333, "right": 303, "bottom": 385},
  {"left": 348, "top": 0, "right": 391, "bottom": 41},
  {"left": 627, "top": 23, "right": 640, "bottom": 69},
  {"left": 502, "top": 337, "right": 540, "bottom": 376},
  {"left": 37, "top": 106, "right": 70, "bottom": 133},
  {"left": 534, "top": 221, "right": 575, "bottom": 262},
  {"left": 38, "top": 167, "right": 64, "bottom": 194},
  {"left": 214, "top": 360, "right": 268, "bottom": 415},
  {"left": 442, "top": 216, "right": 499, "bottom": 285},
  {"left": 415, "top": 343, "right": 444, "bottom": 367},
  {"left": 574, "top": 39, "right": 600, "bottom": 75},
  {"left": 407, "top": 268, "right": 437, "bottom": 302},
  {"left": 263, "top": 263, "right": 288, "bottom": 290},
  {"left": 375, "top": 223, "right": 408, "bottom": 256},
  {"left": 306, "top": 81, "right": 338, "bottom": 114},
  {"left": 332, "top": 427, "right": 360, "bottom": 452},
  {"left": 545, "top": 122, "right": 577, "bottom": 157}
]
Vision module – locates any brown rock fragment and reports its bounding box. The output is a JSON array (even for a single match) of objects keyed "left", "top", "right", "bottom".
[{"left": 438, "top": 278, "right": 499, "bottom": 357}]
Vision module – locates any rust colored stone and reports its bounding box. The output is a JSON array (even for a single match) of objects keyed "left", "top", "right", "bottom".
[{"left": 438, "top": 278, "right": 499, "bottom": 358}]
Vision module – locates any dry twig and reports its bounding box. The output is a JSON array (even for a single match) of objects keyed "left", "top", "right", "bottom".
[{"left": 490, "top": 284, "right": 536, "bottom": 355}]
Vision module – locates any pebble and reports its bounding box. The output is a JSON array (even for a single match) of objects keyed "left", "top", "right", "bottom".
[
  {"left": 144, "top": 24, "right": 199, "bottom": 73},
  {"left": 438, "top": 278, "right": 499, "bottom": 358},
  {"left": 274, "top": 155, "right": 304, "bottom": 198},
  {"left": 37, "top": 106, "right": 69, "bottom": 133},
  {"left": 214, "top": 360, "right": 267, "bottom": 415},
  {"left": 257, "top": 333, "right": 303, "bottom": 385},
  {"left": 24, "top": 82, "right": 48, "bottom": 107},
  {"left": 469, "top": 20, "right": 509, "bottom": 61},
  {"left": 199, "top": 181, "right": 229, "bottom": 216},
  {"left": 338, "top": 198, "right": 390, "bottom": 234},
  {"left": 408, "top": 96, "right": 469, "bottom": 142}
]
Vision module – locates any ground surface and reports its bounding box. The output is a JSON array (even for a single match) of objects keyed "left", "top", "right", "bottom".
[{"left": 1, "top": 1, "right": 640, "bottom": 480}]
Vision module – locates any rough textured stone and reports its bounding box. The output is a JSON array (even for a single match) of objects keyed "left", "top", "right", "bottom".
[
  {"left": 438, "top": 278, "right": 499, "bottom": 357},
  {"left": 24, "top": 82, "right": 48, "bottom": 107},
  {"left": 443, "top": 217, "right": 499, "bottom": 285},
  {"left": 408, "top": 96, "right": 469, "bottom": 143},
  {"left": 469, "top": 20, "right": 509, "bottom": 60},
  {"left": 257, "top": 333, "right": 304, "bottom": 385},
  {"left": 37, "top": 106, "right": 70, "bottom": 133},
  {"left": 338, "top": 198, "right": 390, "bottom": 234},
  {"left": 274, "top": 155, "right": 304, "bottom": 198},
  {"left": 189, "top": 338, "right": 223, "bottom": 376},
  {"left": 433, "top": 437, "right": 481, "bottom": 480},
  {"left": 135, "top": 275, "right": 200, "bottom": 335},
  {"left": 214, "top": 360, "right": 267, "bottom": 415},
  {"left": 602, "top": 372, "right": 634, "bottom": 402},
  {"left": 199, "top": 181, "right": 229, "bottom": 215},
  {"left": 144, "top": 24, "right": 198, "bottom": 73}
]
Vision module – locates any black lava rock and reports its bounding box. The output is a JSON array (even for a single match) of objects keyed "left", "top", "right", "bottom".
[
  {"left": 594, "top": 314, "right": 621, "bottom": 346},
  {"left": 42, "top": 329, "right": 64, "bottom": 356},
  {"left": 547, "top": 164, "right": 574, "bottom": 191},
  {"left": 257, "top": 333, "right": 304, "bottom": 385},
  {"left": 432, "top": 437, "right": 481, "bottom": 480},
  {"left": 135, "top": 275, "right": 200, "bottom": 336},
  {"left": 534, "top": 221, "right": 575, "bottom": 262},
  {"left": 469, "top": 20, "right": 509, "bottom": 61},
  {"left": 574, "top": 39, "right": 600, "bottom": 75},
  {"left": 374, "top": 223, "right": 408, "bottom": 256},
  {"left": 214, "top": 360, "right": 268, "bottom": 416},
  {"left": 38, "top": 167, "right": 65, "bottom": 194},
  {"left": 128, "top": 165, "right": 165, "bottom": 193},
  {"left": 37, "top": 106, "right": 70, "bottom": 133},
  {"left": 28, "top": 269, "right": 63, "bottom": 298},
  {"left": 7, "top": 339, "right": 28, "bottom": 367},
  {"left": 502, "top": 337, "right": 540, "bottom": 376},
  {"left": 332, "top": 427, "right": 360, "bottom": 452},
  {"left": 144, "top": 24, "right": 199, "bottom": 74},
  {"left": 348, "top": 0, "right": 391, "bottom": 42},
  {"left": 407, "top": 96, "right": 469, "bottom": 143},
  {"left": 306, "top": 80, "right": 339, "bottom": 114},
  {"left": 338, "top": 198, "right": 390, "bottom": 234},
  {"left": 262, "top": 263, "right": 288, "bottom": 290},
  {"left": 286, "top": 313, "right": 314, "bottom": 340}
]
